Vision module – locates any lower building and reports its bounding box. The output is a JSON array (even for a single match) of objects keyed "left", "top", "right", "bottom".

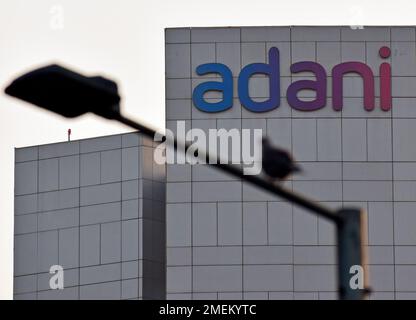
[{"left": 13, "top": 133, "right": 166, "bottom": 299}]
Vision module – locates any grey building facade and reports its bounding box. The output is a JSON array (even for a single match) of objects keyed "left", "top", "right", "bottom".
[
  {"left": 13, "top": 133, "right": 166, "bottom": 299},
  {"left": 164, "top": 26, "right": 416, "bottom": 300},
  {"left": 12, "top": 26, "right": 416, "bottom": 300}
]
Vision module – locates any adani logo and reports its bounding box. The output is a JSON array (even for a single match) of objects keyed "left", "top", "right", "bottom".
[{"left": 192, "top": 46, "right": 392, "bottom": 113}]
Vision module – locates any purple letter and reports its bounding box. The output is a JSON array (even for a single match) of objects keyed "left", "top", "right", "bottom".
[
  {"left": 332, "top": 62, "right": 375, "bottom": 111},
  {"left": 287, "top": 62, "right": 327, "bottom": 111}
]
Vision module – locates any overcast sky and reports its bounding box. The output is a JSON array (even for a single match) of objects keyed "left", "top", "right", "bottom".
[{"left": 1, "top": 0, "right": 415, "bottom": 299}]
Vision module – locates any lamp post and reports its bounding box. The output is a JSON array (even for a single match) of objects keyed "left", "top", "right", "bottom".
[{"left": 4, "top": 64, "right": 369, "bottom": 300}]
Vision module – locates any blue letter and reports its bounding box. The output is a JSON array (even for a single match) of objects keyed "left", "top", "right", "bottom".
[
  {"left": 192, "top": 63, "right": 233, "bottom": 112},
  {"left": 238, "top": 47, "right": 280, "bottom": 112}
]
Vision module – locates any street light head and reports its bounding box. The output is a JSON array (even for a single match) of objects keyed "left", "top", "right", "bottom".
[
  {"left": 261, "top": 137, "right": 301, "bottom": 180},
  {"left": 4, "top": 64, "right": 121, "bottom": 119}
]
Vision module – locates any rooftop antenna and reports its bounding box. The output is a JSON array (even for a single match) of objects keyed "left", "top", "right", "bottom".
[{"left": 68, "top": 128, "right": 71, "bottom": 141}]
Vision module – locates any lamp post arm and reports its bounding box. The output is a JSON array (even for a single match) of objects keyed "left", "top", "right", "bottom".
[{"left": 114, "top": 113, "right": 341, "bottom": 224}]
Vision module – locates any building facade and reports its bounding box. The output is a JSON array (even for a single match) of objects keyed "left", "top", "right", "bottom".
[
  {"left": 165, "top": 26, "right": 416, "bottom": 300},
  {"left": 13, "top": 133, "right": 166, "bottom": 299}
]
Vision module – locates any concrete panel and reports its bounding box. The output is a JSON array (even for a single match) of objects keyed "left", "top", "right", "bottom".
[
  {"left": 39, "top": 142, "right": 79, "bottom": 159},
  {"left": 294, "top": 246, "right": 336, "bottom": 265},
  {"left": 122, "top": 260, "right": 139, "bottom": 279},
  {"left": 217, "top": 202, "right": 242, "bottom": 246},
  {"left": 80, "top": 202, "right": 120, "bottom": 225},
  {"left": 14, "top": 275, "right": 37, "bottom": 294},
  {"left": 80, "top": 281, "right": 121, "bottom": 300},
  {"left": 37, "top": 230, "right": 59, "bottom": 273},
  {"left": 39, "top": 158, "right": 59, "bottom": 192},
  {"left": 80, "top": 183, "right": 121, "bottom": 206},
  {"left": 80, "top": 263, "right": 121, "bottom": 285},
  {"left": 242, "top": 42, "right": 265, "bottom": 67},
  {"left": 267, "top": 202, "right": 292, "bottom": 245},
  {"left": 38, "top": 208, "right": 78, "bottom": 231},
  {"left": 167, "top": 266, "right": 191, "bottom": 293},
  {"left": 122, "top": 279, "right": 139, "bottom": 299},
  {"left": 342, "top": 119, "right": 367, "bottom": 161},
  {"left": 216, "top": 42, "right": 241, "bottom": 76},
  {"left": 122, "top": 179, "right": 140, "bottom": 201},
  {"left": 80, "top": 152, "right": 100, "bottom": 186},
  {"left": 15, "top": 161, "right": 37, "bottom": 195},
  {"left": 243, "top": 246, "right": 292, "bottom": 265},
  {"left": 101, "top": 149, "right": 121, "bottom": 183},
  {"left": 193, "top": 266, "right": 242, "bottom": 292},
  {"left": 191, "top": 43, "right": 215, "bottom": 78},
  {"left": 59, "top": 155, "right": 79, "bottom": 189},
  {"left": 294, "top": 265, "right": 336, "bottom": 291},
  {"left": 166, "top": 44, "right": 191, "bottom": 78},
  {"left": 15, "top": 194, "right": 37, "bottom": 215},
  {"left": 369, "top": 265, "right": 395, "bottom": 292},
  {"left": 38, "top": 287, "right": 79, "bottom": 300},
  {"left": 101, "top": 222, "right": 121, "bottom": 264},
  {"left": 343, "top": 163, "right": 392, "bottom": 181},
  {"left": 166, "top": 79, "right": 191, "bottom": 99},
  {"left": 244, "top": 265, "right": 292, "bottom": 291},
  {"left": 392, "top": 42, "right": 416, "bottom": 76},
  {"left": 292, "top": 26, "right": 340, "bottom": 41},
  {"left": 391, "top": 27, "right": 415, "bottom": 41},
  {"left": 368, "top": 202, "right": 394, "bottom": 245},
  {"left": 14, "top": 213, "right": 37, "bottom": 235},
  {"left": 242, "top": 26, "right": 290, "bottom": 42},
  {"left": 267, "top": 118, "right": 292, "bottom": 151},
  {"left": 38, "top": 189, "right": 79, "bottom": 212},
  {"left": 80, "top": 224, "right": 100, "bottom": 267},
  {"left": 122, "top": 219, "right": 139, "bottom": 261},
  {"left": 192, "top": 203, "right": 217, "bottom": 246},
  {"left": 167, "top": 182, "right": 191, "bottom": 203},
  {"left": 193, "top": 247, "right": 242, "bottom": 266},
  {"left": 59, "top": 227, "right": 79, "bottom": 269},
  {"left": 122, "top": 147, "right": 139, "bottom": 180},
  {"left": 317, "top": 119, "right": 341, "bottom": 161},
  {"left": 293, "top": 206, "right": 318, "bottom": 245},
  {"left": 243, "top": 202, "right": 268, "bottom": 245},
  {"left": 343, "top": 181, "right": 392, "bottom": 201},
  {"left": 193, "top": 181, "right": 241, "bottom": 202},
  {"left": 341, "top": 27, "right": 390, "bottom": 41},
  {"left": 191, "top": 28, "right": 240, "bottom": 43},
  {"left": 122, "top": 199, "right": 139, "bottom": 220},
  {"left": 14, "top": 233, "right": 37, "bottom": 275},
  {"left": 394, "top": 203, "right": 416, "bottom": 245},
  {"left": 80, "top": 135, "right": 121, "bottom": 154},
  {"left": 167, "top": 204, "right": 191, "bottom": 247},
  {"left": 166, "top": 99, "right": 191, "bottom": 121},
  {"left": 167, "top": 247, "right": 192, "bottom": 266},
  {"left": 15, "top": 147, "right": 38, "bottom": 163},
  {"left": 166, "top": 28, "right": 190, "bottom": 43},
  {"left": 367, "top": 119, "right": 392, "bottom": 162},
  {"left": 292, "top": 119, "right": 316, "bottom": 161}
]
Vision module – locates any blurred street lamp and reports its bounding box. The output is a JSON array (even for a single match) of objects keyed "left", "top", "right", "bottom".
[{"left": 5, "top": 64, "right": 369, "bottom": 300}]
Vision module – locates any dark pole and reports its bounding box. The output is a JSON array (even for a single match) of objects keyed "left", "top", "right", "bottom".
[{"left": 337, "top": 208, "right": 369, "bottom": 300}]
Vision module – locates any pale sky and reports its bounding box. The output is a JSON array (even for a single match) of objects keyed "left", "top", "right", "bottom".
[{"left": 1, "top": 0, "right": 415, "bottom": 299}]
